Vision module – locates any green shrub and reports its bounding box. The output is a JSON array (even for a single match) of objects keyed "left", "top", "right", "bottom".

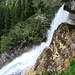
[{"left": 0, "top": 14, "right": 50, "bottom": 54}]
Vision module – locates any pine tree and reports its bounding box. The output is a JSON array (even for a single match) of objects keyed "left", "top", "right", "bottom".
[
  {"left": 39, "top": 0, "right": 44, "bottom": 13},
  {"left": 24, "top": 0, "right": 35, "bottom": 19},
  {"left": 0, "top": 6, "right": 5, "bottom": 37},
  {"left": 11, "top": 7, "right": 18, "bottom": 27},
  {"left": 22, "top": 0, "right": 26, "bottom": 11},
  {"left": 21, "top": 0, "right": 36, "bottom": 21},
  {"left": 17, "top": 0, "right": 22, "bottom": 19},
  {"left": 4, "top": 7, "right": 11, "bottom": 33},
  {"left": 20, "top": 10, "right": 26, "bottom": 21},
  {"left": 20, "top": 0, "right": 26, "bottom": 21}
]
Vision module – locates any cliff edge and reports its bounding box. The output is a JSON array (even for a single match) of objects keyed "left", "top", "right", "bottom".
[{"left": 25, "top": 23, "right": 75, "bottom": 75}]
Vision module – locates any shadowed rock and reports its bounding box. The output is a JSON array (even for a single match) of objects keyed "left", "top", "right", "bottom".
[{"left": 64, "top": 1, "right": 75, "bottom": 14}]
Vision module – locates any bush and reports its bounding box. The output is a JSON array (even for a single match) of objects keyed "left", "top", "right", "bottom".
[
  {"left": 0, "top": 0, "right": 61, "bottom": 55},
  {"left": 0, "top": 14, "right": 50, "bottom": 54}
]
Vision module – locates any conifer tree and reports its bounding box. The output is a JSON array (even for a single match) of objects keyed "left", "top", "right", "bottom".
[
  {"left": 11, "top": 3, "right": 18, "bottom": 27},
  {"left": 24, "top": 0, "right": 35, "bottom": 19},
  {"left": 20, "top": 10, "right": 26, "bottom": 21},
  {"left": 17, "top": 0, "right": 22, "bottom": 19},
  {"left": 22, "top": 0, "right": 25, "bottom": 11},
  {"left": 0, "top": 6, "right": 5, "bottom": 37},
  {"left": 4, "top": 7, "right": 11, "bottom": 33}
]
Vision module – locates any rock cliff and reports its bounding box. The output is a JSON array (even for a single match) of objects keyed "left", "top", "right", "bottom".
[
  {"left": 64, "top": 1, "right": 75, "bottom": 14},
  {"left": 25, "top": 23, "right": 75, "bottom": 75}
]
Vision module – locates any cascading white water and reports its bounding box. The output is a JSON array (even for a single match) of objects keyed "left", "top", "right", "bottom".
[{"left": 0, "top": 5, "right": 69, "bottom": 75}]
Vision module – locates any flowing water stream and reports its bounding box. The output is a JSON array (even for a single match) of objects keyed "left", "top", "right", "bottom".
[{"left": 0, "top": 5, "right": 69, "bottom": 75}]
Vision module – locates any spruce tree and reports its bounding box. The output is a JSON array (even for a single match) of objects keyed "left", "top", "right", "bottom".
[
  {"left": 17, "top": 0, "right": 22, "bottom": 19},
  {"left": 24, "top": 0, "right": 35, "bottom": 19},
  {"left": 22, "top": 0, "right": 26, "bottom": 11},
  {"left": 4, "top": 7, "right": 11, "bottom": 33},
  {"left": 11, "top": 8, "right": 18, "bottom": 27},
  {"left": 0, "top": 6, "right": 5, "bottom": 37}
]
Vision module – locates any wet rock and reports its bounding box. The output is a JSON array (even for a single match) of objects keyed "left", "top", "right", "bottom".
[
  {"left": 0, "top": 46, "right": 33, "bottom": 69},
  {"left": 64, "top": 1, "right": 75, "bottom": 14},
  {"left": 0, "top": 52, "right": 13, "bottom": 68},
  {"left": 25, "top": 23, "right": 75, "bottom": 75}
]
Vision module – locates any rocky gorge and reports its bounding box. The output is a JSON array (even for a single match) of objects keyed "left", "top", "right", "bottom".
[
  {"left": 25, "top": 1, "right": 75, "bottom": 75},
  {"left": 25, "top": 23, "right": 75, "bottom": 75},
  {"left": 0, "top": 0, "right": 75, "bottom": 75}
]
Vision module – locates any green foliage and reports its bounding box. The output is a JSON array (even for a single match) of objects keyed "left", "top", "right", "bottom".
[
  {"left": 0, "top": 4, "right": 5, "bottom": 37},
  {"left": 0, "top": 15, "right": 49, "bottom": 54},
  {"left": 17, "top": 0, "right": 22, "bottom": 19},
  {"left": 4, "top": 7, "right": 11, "bottom": 33},
  {"left": 0, "top": 0, "right": 37, "bottom": 37},
  {"left": 0, "top": 0, "right": 60, "bottom": 55},
  {"left": 22, "top": 0, "right": 25, "bottom": 11},
  {"left": 10, "top": 7, "right": 18, "bottom": 27},
  {"left": 0, "top": 24, "right": 24, "bottom": 54},
  {"left": 22, "top": 0, "right": 35, "bottom": 20}
]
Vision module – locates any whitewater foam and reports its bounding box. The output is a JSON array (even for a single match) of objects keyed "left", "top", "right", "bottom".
[{"left": 0, "top": 5, "right": 69, "bottom": 75}]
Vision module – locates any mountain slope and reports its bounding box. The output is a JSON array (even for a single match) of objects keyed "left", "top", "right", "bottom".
[{"left": 0, "top": 0, "right": 61, "bottom": 68}]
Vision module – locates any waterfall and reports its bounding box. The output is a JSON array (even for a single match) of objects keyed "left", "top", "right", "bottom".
[{"left": 0, "top": 5, "right": 69, "bottom": 75}]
